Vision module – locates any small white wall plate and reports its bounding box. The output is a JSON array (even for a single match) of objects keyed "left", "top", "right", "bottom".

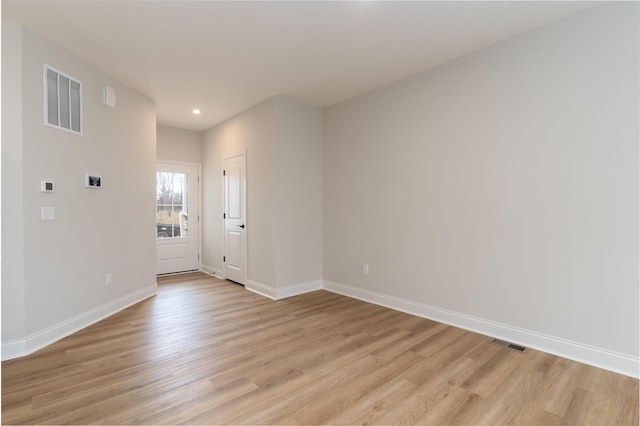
[{"left": 103, "top": 86, "right": 116, "bottom": 108}]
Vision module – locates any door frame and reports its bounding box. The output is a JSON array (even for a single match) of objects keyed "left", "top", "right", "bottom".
[
  {"left": 222, "top": 151, "right": 247, "bottom": 285},
  {"left": 156, "top": 159, "right": 202, "bottom": 274}
]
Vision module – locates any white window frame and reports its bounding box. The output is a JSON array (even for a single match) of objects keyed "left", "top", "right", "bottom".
[{"left": 43, "top": 64, "right": 83, "bottom": 135}]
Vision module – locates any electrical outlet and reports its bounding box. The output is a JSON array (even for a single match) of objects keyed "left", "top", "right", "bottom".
[
  {"left": 106, "top": 273, "right": 112, "bottom": 286},
  {"left": 363, "top": 264, "right": 369, "bottom": 275}
]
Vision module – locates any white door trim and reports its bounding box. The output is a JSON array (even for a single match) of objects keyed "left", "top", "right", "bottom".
[
  {"left": 156, "top": 159, "right": 202, "bottom": 274},
  {"left": 223, "top": 151, "right": 247, "bottom": 285}
]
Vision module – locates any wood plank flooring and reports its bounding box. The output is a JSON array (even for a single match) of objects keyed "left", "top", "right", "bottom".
[{"left": 2, "top": 272, "right": 638, "bottom": 425}]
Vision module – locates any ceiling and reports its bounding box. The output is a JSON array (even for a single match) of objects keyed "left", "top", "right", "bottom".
[{"left": 3, "top": 1, "right": 598, "bottom": 132}]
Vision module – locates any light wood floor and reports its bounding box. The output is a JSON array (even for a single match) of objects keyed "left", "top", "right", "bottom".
[{"left": 2, "top": 273, "right": 638, "bottom": 425}]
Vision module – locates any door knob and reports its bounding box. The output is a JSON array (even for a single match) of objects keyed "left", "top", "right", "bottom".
[{"left": 238, "top": 224, "right": 245, "bottom": 228}]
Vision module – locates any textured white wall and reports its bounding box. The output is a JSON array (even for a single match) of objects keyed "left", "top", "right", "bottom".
[
  {"left": 2, "top": 22, "right": 157, "bottom": 356},
  {"left": 323, "top": 4, "right": 638, "bottom": 359},
  {"left": 156, "top": 124, "right": 202, "bottom": 164}
]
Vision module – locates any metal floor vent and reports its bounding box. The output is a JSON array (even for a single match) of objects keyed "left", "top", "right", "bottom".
[{"left": 491, "top": 338, "right": 527, "bottom": 352}]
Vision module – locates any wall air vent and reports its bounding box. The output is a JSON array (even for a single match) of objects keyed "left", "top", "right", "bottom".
[
  {"left": 490, "top": 338, "right": 527, "bottom": 352},
  {"left": 44, "top": 64, "right": 82, "bottom": 135}
]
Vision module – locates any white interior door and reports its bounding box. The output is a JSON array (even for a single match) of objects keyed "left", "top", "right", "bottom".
[
  {"left": 224, "top": 153, "right": 247, "bottom": 284},
  {"left": 156, "top": 162, "right": 200, "bottom": 274}
]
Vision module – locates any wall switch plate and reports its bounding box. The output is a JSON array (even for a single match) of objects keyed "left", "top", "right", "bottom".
[
  {"left": 106, "top": 273, "right": 112, "bottom": 286},
  {"left": 363, "top": 264, "right": 369, "bottom": 275},
  {"left": 40, "top": 180, "right": 54, "bottom": 192},
  {"left": 41, "top": 206, "right": 55, "bottom": 221}
]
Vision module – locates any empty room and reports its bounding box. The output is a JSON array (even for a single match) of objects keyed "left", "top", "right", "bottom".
[{"left": 2, "top": 1, "right": 638, "bottom": 425}]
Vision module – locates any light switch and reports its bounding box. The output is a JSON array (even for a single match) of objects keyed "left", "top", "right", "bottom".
[{"left": 41, "top": 206, "right": 55, "bottom": 221}]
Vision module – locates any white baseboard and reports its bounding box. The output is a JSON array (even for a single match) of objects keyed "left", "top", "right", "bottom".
[
  {"left": 1, "top": 284, "right": 158, "bottom": 361},
  {"left": 276, "top": 280, "right": 323, "bottom": 299},
  {"left": 245, "top": 279, "right": 323, "bottom": 300},
  {"left": 201, "top": 264, "right": 224, "bottom": 279},
  {"left": 1, "top": 337, "right": 27, "bottom": 361},
  {"left": 246, "top": 279, "right": 276, "bottom": 299},
  {"left": 323, "top": 280, "right": 639, "bottom": 379},
  {"left": 6, "top": 275, "right": 635, "bottom": 379}
]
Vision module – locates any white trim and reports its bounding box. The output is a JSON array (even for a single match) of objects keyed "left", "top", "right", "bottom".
[
  {"left": 245, "top": 279, "right": 276, "bottom": 299},
  {"left": 1, "top": 284, "right": 157, "bottom": 361},
  {"left": 275, "top": 280, "right": 323, "bottom": 299},
  {"left": 5, "top": 273, "right": 635, "bottom": 379},
  {"left": 156, "top": 159, "right": 200, "bottom": 167},
  {"left": 245, "top": 279, "right": 322, "bottom": 300},
  {"left": 201, "top": 264, "right": 224, "bottom": 279},
  {"left": 1, "top": 338, "right": 27, "bottom": 361},
  {"left": 323, "top": 280, "right": 639, "bottom": 379}
]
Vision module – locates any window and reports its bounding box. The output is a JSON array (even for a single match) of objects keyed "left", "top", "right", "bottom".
[
  {"left": 44, "top": 64, "right": 82, "bottom": 134},
  {"left": 156, "top": 171, "right": 189, "bottom": 238}
]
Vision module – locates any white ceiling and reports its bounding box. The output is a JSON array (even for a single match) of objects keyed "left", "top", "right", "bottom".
[{"left": 3, "top": 1, "right": 598, "bottom": 131}]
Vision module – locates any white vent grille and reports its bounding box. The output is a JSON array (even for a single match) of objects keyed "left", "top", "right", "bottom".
[{"left": 44, "top": 64, "right": 82, "bottom": 135}]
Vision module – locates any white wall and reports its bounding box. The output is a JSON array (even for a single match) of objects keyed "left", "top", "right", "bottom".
[
  {"left": 2, "top": 21, "right": 158, "bottom": 359},
  {"left": 2, "top": 19, "right": 26, "bottom": 344},
  {"left": 275, "top": 98, "right": 323, "bottom": 290},
  {"left": 202, "top": 96, "right": 323, "bottom": 297},
  {"left": 156, "top": 124, "right": 202, "bottom": 164},
  {"left": 323, "top": 3, "right": 638, "bottom": 376},
  {"left": 202, "top": 98, "right": 277, "bottom": 284}
]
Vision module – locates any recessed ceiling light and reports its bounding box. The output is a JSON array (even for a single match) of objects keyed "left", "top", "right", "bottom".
[{"left": 192, "top": 108, "right": 201, "bottom": 115}]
